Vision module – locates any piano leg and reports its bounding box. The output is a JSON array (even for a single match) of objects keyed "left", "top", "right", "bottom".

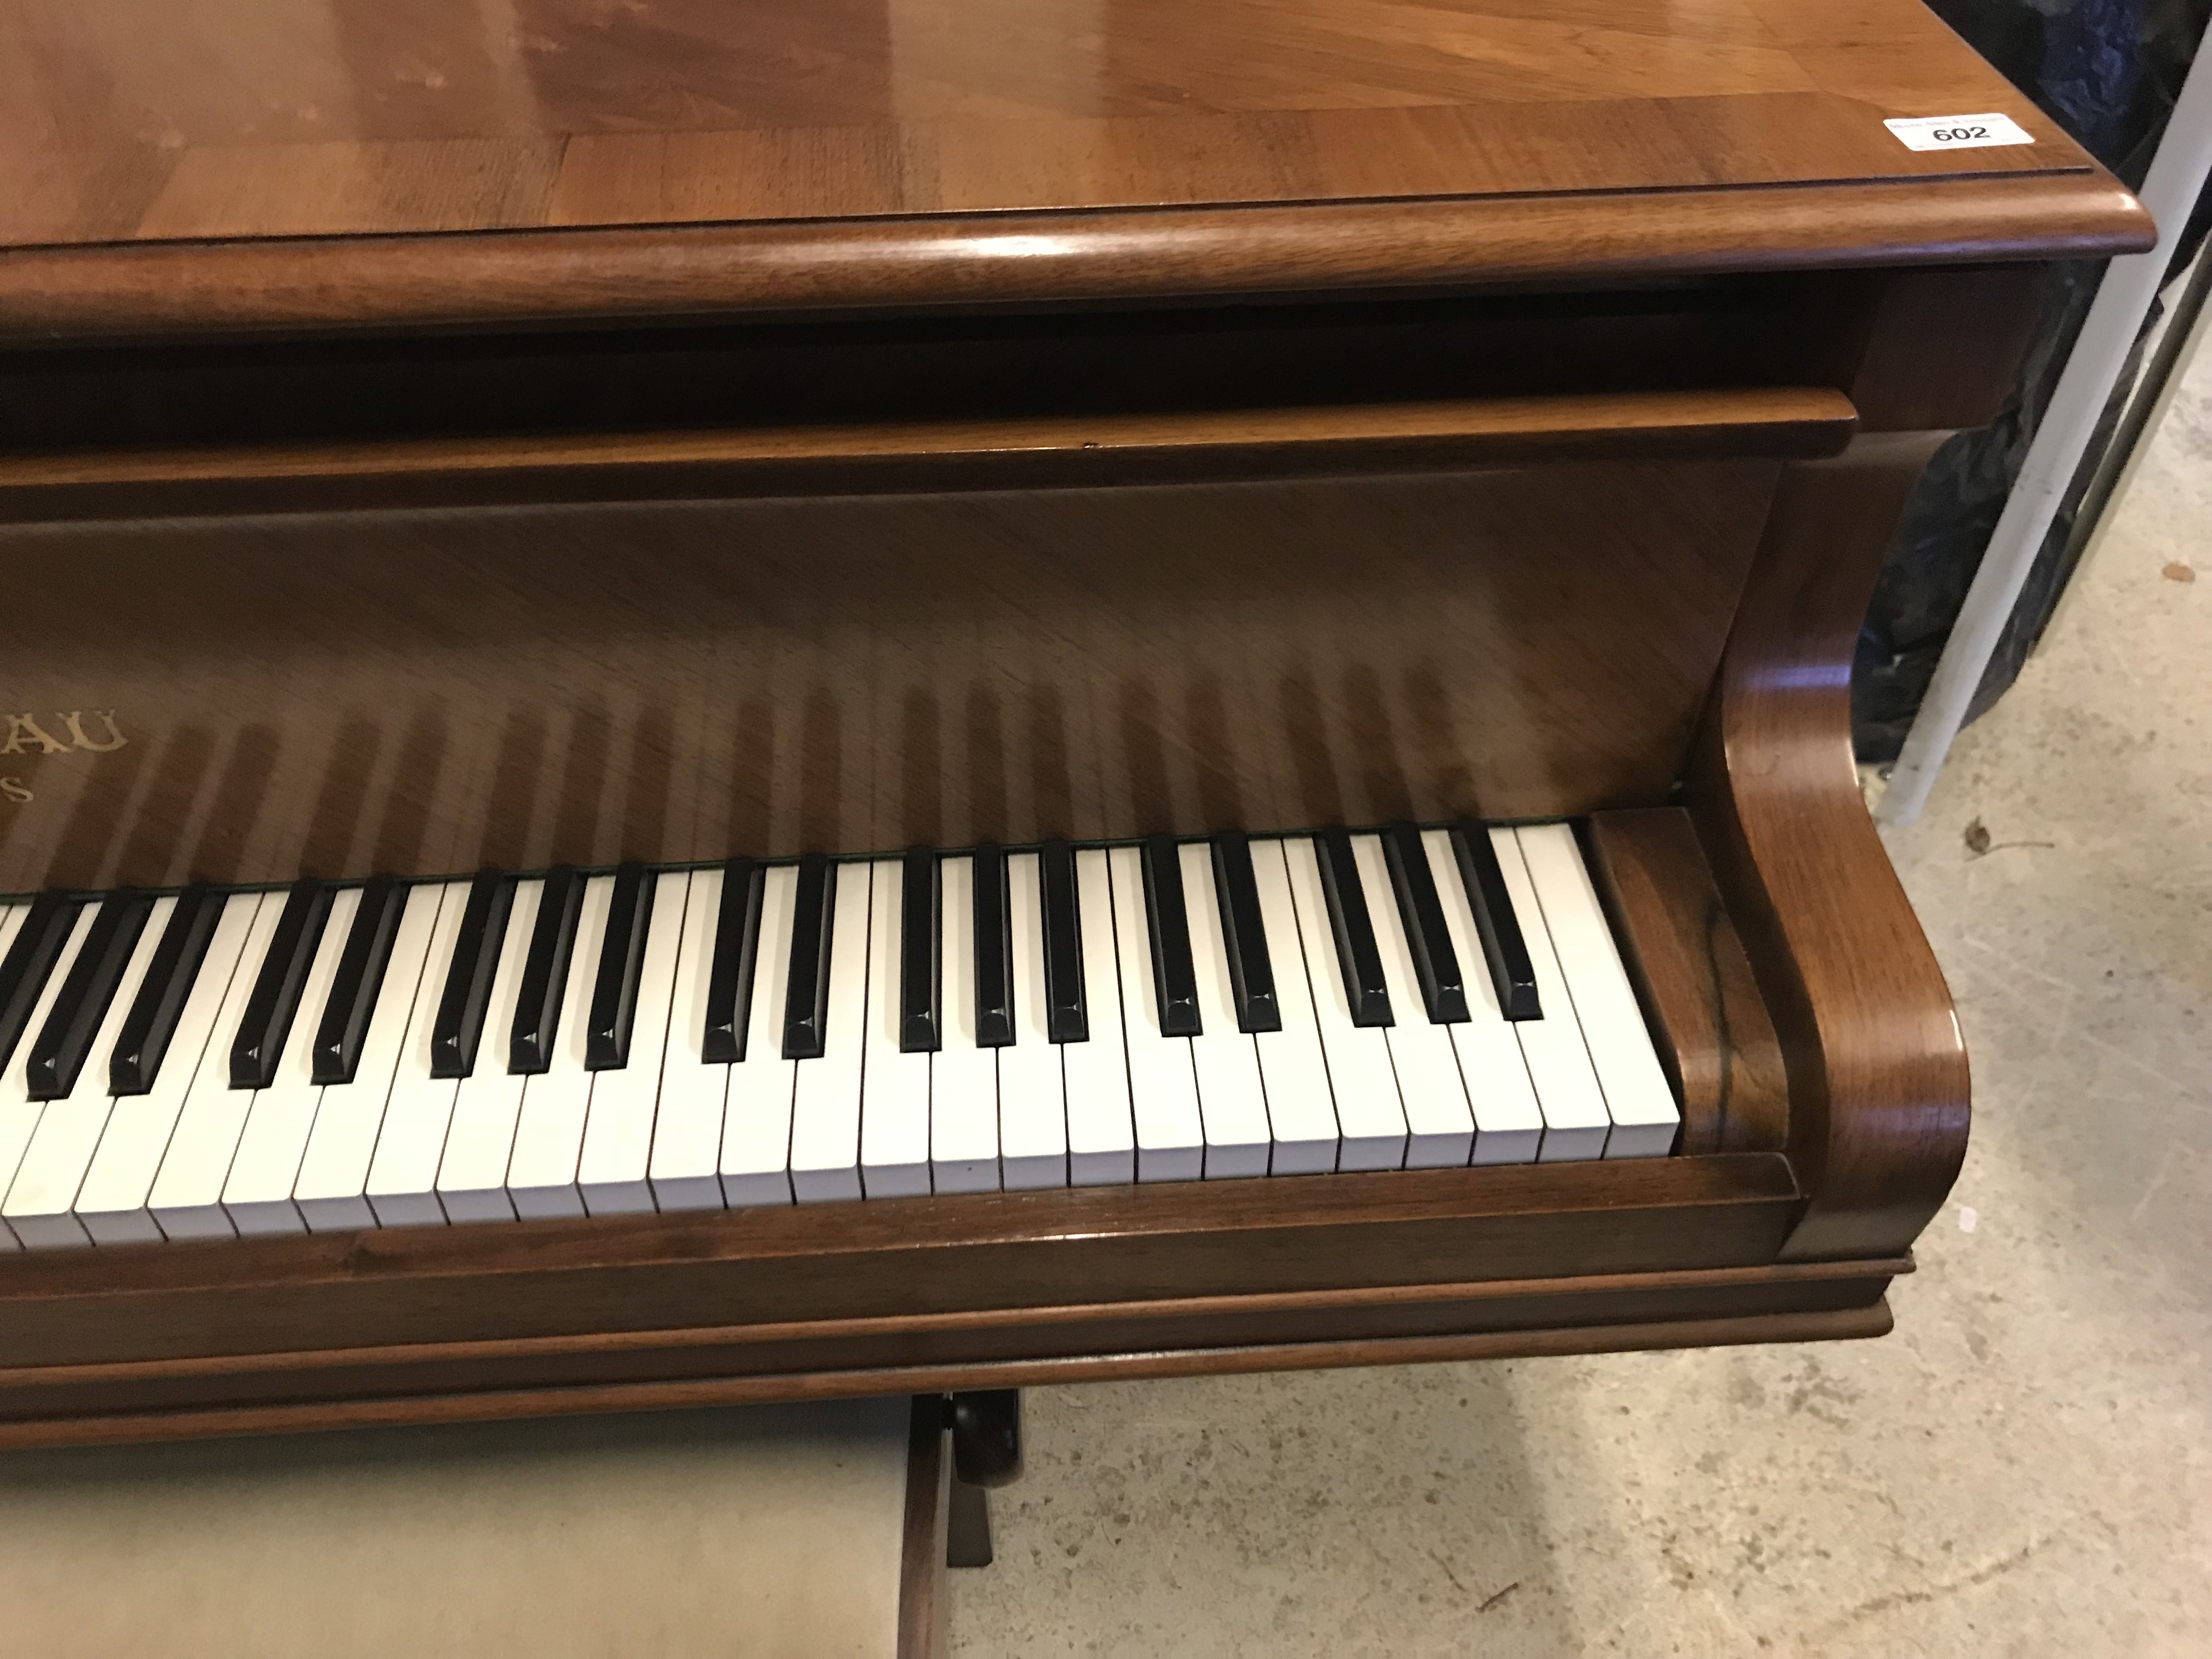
[
  {"left": 946, "top": 1390, "right": 1020, "bottom": 1568},
  {"left": 949, "top": 1389, "right": 1023, "bottom": 1487},
  {"left": 947, "top": 1480, "right": 994, "bottom": 1570}
]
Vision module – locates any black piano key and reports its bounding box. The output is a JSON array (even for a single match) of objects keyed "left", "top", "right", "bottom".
[
  {"left": 1139, "top": 835, "right": 1201, "bottom": 1039},
  {"left": 25, "top": 890, "right": 153, "bottom": 1100},
  {"left": 430, "top": 872, "right": 513, "bottom": 1080},
  {"left": 1452, "top": 821, "right": 1543, "bottom": 1022},
  {"left": 0, "top": 891, "right": 83, "bottom": 1075},
  {"left": 1383, "top": 822, "right": 1469, "bottom": 1025},
  {"left": 1210, "top": 834, "right": 1281, "bottom": 1034},
  {"left": 972, "top": 843, "right": 1014, "bottom": 1048},
  {"left": 898, "top": 848, "right": 941, "bottom": 1053},
  {"left": 702, "top": 858, "right": 763, "bottom": 1065},
  {"left": 782, "top": 855, "right": 836, "bottom": 1061},
  {"left": 1040, "top": 839, "right": 1087, "bottom": 1043},
  {"left": 509, "top": 865, "right": 583, "bottom": 1075},
  {"left": 311, "top": 876, "right": 405, "bottom": 1086},
  {"left": 110, "top": 884, "right": 222, "bottom": 1097},
  {"left": 230, "top": 879, "right": 336, "bottom": 1090},
  {"left": 1314, "top": 828, "right": 1392, "bottom": 1027},
  {"left": 586, "top": 862, "right": 654, "bottom": 1071}
]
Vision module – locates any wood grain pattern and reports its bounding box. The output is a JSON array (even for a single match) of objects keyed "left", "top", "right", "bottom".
[
  {"left": 1583, "top": 808, "right": 1789, "bottom": 1154},
  {"left": 0, "top": 0, "right": 2098, "bottom": 254},
  {"left": 1803, "top": 264, "right": 2052, "bottom": 433},
  {"left": 0, "top": 1259, "right": 1882, "bottom": 1405},
  {"left": 0, "top": 1299, "right": 1895, "bottom": 1449},
  {"left": 0, "top": 451, "right": 1790, "bottom": 891},
  {"left": 0, "top": 0, "right": 2071, "bottom": 1442},
  {"left": 0, "top": 1153, "right": 1869, "bottom": 1437},
  {"left": 0, "top": 387, "right": 1857, "bottom": 521},
  {"left": 1690, "top": 432, "right": 1971, "bottom": 1261},
  {"left": 6, "top": 1251, "right": 1872, "bottom": 1389},
  {"left": 0, "top": 1154, "right": 1802, "bottom": 1363},
  {"left": 900, "top": 1398, "right": 950, "bottom": 1659},
  {"left": 0, "top": 174, "right": 2150, "bottom": 342}
]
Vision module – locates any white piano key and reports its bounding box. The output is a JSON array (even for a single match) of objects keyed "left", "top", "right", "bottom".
[
  {"left": 1515, "top": 823, "right": 1681, "bottom": 1159},
  {"left": 4, "top": 895, "right": 174, "bottom": 1248},
  {"left": 364, "top": 880, "right": 475, "bottom": 1228},
  {"left": 720, "top": 863, "right": 799, "bottom": 1208},
  {"left": 1282, "top": 837, "right": 1407, "bottom": 1171},
  {"left": 788, "top": 861, "right": 870, "bottom": 1204},
  {"left": 1487, "top": 827, "right": 1611, "bottom": 1161},
  {"left": 0, "top": 904, "right": 100, "bottom": 1248},
  {"left": 78, "top": 892, "right": 264, "bottom": 1245},
  {"left": 1107, "top": 846, "right": 1201, "bottom": 1182},
  {"left": 1177, "top": 843, "right": 1269, "bottom": 1180},
  {"left": 218, "top": 890, "right": 357, "bottom": 1234},
  {"left": 860, "top": 857, "right": 932, "bottom": 1199},
  {"left": 650, "top": 870, "right": 730, "bottom": 1211},
  {"left": 149, "top": 894, "right": 290, "bottom": 1240},
  {"left": 435, "top": 877, "right": 545, "bottom": 1223},
  {"left": 932, "top": 855, "right": 1000, "bottom": 1195},
  {"left": 506, "top": 873, "right": 613, "bottom": 1220},
  {"left": 222, "top": 886, "right": 362, "bottom": 1235},
  {"left": 1351, "top": 833, "right": 1477, "bottom": 1168},
  {"left": 1063, "top": 849, "right": 1135, "bottom": 1187},
  {"left": 580, "top": 869, "right": 690, "bottom": 1215},
  {"left": 1422, "top": 828, "right": 1544, "bottom": 1165},
  {"left": 999, "top": 851, "right": 1068, "bottom": 1190},
  {"left": 1246, "top": 840, "right": 1340, "bottom": 1176},
  {"left": 295, "top": 882, "right": 447, "bottom": 1232}
]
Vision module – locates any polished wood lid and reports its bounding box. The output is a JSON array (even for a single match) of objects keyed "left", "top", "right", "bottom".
[
  {"left": 0, "top": 0, "right": 2106, "bottom": 241},
  {"left": 0, "top": 0, "right": 2153, "bottom": 332}
]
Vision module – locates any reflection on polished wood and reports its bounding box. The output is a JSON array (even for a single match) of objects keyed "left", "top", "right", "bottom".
[
  {"left": 0, "top": 0, "right": 2145, "bottom": 1442},
  {"left": 0, "top": 0, "right": 2085, "bottom": 244},
  {"left": 3, "top": 450, "right": 1790, "bottom": 891},
  {"left": 1689, "top": 433, "right": 1972, "bottom": 1262},
  {"left": 1583, "top": 809, "right": 1790, "bottom": 1157},
  {"left": 0, "top": 175, "right": 2149, "bottom": 341},
  {"left": 0, "top": 387, "right": 1857, "bottom": 520},
  {"left": 0, "top": 0, "right": 2152, "bottom": 336}
]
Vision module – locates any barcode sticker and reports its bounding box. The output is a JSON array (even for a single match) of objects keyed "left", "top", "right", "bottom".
[{"left": 1884, "top": 113, "right": 2034, "bottom": 152}]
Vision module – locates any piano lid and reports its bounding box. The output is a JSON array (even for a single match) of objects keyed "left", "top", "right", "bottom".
[{"left": 0, "top": 0, "right": 2153, "bottom": 336}]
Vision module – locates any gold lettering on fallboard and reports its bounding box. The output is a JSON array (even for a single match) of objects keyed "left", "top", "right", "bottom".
[
  {"left": 0, "top": 777, "right": 28, "bottom": 804},
  {"left": 0, "top": 712, "right": 129, "bottom": 755},
  {"left": 60, "top": 710, "right": 128, "bottom": 752},
  {"left": 0, "top": 714, "right": 67, "bottom": 754}
]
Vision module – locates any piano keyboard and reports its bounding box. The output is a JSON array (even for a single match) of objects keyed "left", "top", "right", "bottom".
[{"left": 0, "top": 823, "right": 1679, "bottom": 1249}]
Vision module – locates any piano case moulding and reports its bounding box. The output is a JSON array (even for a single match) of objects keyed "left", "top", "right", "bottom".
[{"left": 0, "top": 0, "right": 2154, "bottom": 1443}]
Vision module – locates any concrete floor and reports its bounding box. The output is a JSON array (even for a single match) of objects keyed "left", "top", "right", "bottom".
[{"left": 949, "top": 373, "right": 2212, "bottom": 1655}]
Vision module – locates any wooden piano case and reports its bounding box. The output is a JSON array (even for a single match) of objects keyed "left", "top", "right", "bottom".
[{"left": 0, "top": 0, "right": 2152, "bottom": 1444}]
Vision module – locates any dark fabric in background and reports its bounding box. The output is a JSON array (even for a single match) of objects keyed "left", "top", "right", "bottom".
[{"left": 1853, "top": 0, "right": 2211, "bottom": 763}]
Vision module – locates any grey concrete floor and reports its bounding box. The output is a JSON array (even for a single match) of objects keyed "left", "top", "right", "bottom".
[{"left": 949, "top": 372, "right": 2212, "bottom": 1655}]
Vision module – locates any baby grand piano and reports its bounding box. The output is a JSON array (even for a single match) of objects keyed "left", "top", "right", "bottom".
[{"left": 0, "top": 0, "right": 2150, "bottom": 1446}]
